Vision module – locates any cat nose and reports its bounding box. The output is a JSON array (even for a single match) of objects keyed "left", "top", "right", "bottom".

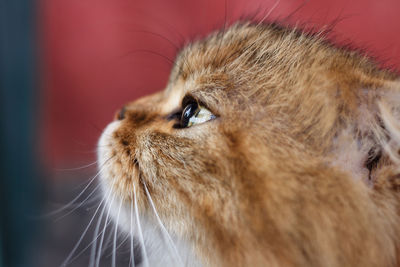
[{"left": 116, "top": 106, "right": 126, "bottom": 120}]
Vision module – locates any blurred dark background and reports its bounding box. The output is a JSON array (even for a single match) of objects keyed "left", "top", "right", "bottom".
[{"left": 1, "top": 0, "right": 400, "bottom": 266}]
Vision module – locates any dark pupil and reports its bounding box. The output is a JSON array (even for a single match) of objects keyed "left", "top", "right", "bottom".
[{"left": 181, "top": 102, "right": 198, "bottom": 127}]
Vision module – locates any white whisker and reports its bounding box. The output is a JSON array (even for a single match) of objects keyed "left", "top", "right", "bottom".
[
  {"left": 55, "top": 160, "right": 99, "bottom": 171},
  {"left": 54, "top": 183, "right": 101, "bottom": 222},
  {"left": 143, "top": 182, "right": 184, "bottom": 266},
  {"left": 95, "top": 195, "right": 115, "bottom": 267},
  {"left": 60, "top": 196, "right": 107, "bottom": 267},
  {"left": 111, "top": 231, "right": 130, "bottom": 254},
  {"left": 112, "top": 200, "right": 123, "bottom": 267},
  {"left": 89, "top": 184, "right": 114, "bottom": 267},
  {"left": 44, "top": 156, "right": 115, "bottom": 219},
  {"left": 101, "top": 225, "right": 114, "bottom": 254},
  {"left": 68, "top": 219, "right": 113, "bottom": 263},
  {"left": 130, "top": 201, "right": 136, "bottom": 267},
  {"left": 133, "top": 183, "right": 149, "bottom": 267},
  {"left": 89, "top": 201, "right": 108, "bottom": 267}
]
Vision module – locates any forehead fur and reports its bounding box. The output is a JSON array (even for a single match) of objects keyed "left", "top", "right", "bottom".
[{"left": 169, "top": 23, "right": 396, "bottom": 101}]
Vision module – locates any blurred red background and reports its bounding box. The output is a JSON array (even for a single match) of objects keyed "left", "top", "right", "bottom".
[{"left": 40, "top": 0, "right": 400, "bottom": 170}]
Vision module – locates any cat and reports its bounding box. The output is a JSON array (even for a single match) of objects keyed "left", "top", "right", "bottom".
[{"left": 97, "top": 22, "right": 400, "bottom": 267}]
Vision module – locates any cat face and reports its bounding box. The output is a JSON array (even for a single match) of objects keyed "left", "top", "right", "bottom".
[{"left": 98, "top": 23, "right": 400, "bottom": 266}]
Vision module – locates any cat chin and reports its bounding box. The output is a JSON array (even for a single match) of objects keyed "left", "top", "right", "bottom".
[{"left": 100, "top": 182, "right": 203, "bottom": 267}]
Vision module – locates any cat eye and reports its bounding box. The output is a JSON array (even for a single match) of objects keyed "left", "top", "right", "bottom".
[{"left": 180, "top": 101, "right": 216, "bottom": 128}]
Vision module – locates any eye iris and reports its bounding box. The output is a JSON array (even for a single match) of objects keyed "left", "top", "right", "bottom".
[{"left": 181, "top": 102, "right": 199, "bottom": 127}]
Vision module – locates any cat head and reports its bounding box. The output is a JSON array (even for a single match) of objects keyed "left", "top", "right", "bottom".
[{"left": 98, "top": 23, "right": 400, "bottom": 266}]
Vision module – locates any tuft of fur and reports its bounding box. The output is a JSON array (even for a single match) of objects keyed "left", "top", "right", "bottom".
[{"left": 98, "top": 22, "right": 400, "bottom": 266}]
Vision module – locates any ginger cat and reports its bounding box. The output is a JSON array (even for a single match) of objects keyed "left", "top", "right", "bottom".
[{"left": 97, "top": 22, "right": 400, "bottom": 267}]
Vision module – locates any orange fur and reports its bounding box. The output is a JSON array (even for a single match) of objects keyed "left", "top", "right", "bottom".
[{"left": 98, "top": 22, "right": 400, "bottom": 266}]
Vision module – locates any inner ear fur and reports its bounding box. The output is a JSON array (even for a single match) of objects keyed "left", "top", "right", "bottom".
[{"left": 357, "top": 80, "right": 400, "bottom": 188}]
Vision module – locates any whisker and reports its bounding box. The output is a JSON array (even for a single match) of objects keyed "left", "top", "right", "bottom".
[
  {"left": 133, "top": 183, "right": 149, "bottom": 267},
  {"left": 54, "top": 160, "right": 99, "bottom": 171},
  {"left": 282, "top": 0, "right": 310, "bottom": 23},
  {"left": 126, "top": 30, "right": 180, "bottom": 50},
  {"left": 60, "top": 196, "right": 107, "bottom": 267},
  {"left": 125, "top": 29, "right": 195, "bottom": 80},
  {"left": 143, "top": 182, "right": 184, "bottom": 266},
  {"left": 112, "top": 200, "right": 123, "bottom": 267},
  {"left": 54, "top": 183, "right": 102, "bottom": 222},
  {"left": 256, "top": 0, "right": 280, "bottom": 26},
  {"left": 105, "top": 230, "right": 131, "bottom": 258},
  {"left": 68, "top": 218, "right": 114, "bottom": 263},
  {"left": 83, "top": 195, "right": 104, "bottom": 210},
  {"left": 95, "top": 195, "right": 115, "bottom": 267},
  {"left": 124, "top": 46, "right": 193, "bottom": 82},
  {"left": 90, "top": 122, "right": 108, "bottom": 136},
  {"left": 89, "top": 190, "right": 113, "bottom": 267},
  {"left": 117, "top": 231, "right": 131, "bottom": 252},
  {"left": 119, "top": 49, "right": 176, "bottom": 68},
  {"left": 130, "top": 201, "right": 136, "bottom": 267},
  {"left": 126, "top": 7, "right": 187, "bottom": 44},
  {"left": 43, "top": 156, "right": 115, "bottom": 219},
  {"left": 100, "top": 222, "right": 114, "bottom": 255}
]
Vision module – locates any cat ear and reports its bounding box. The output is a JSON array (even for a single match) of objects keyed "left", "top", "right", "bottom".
[
  {"left": 331, "top": 80, "right": 400, "bottom": 186},
  {"left": 376, "top": 81, "right": 400, "bottom": 165},
  {"left": 361, "top": 80, "right": 400, "bottom": 187}
]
